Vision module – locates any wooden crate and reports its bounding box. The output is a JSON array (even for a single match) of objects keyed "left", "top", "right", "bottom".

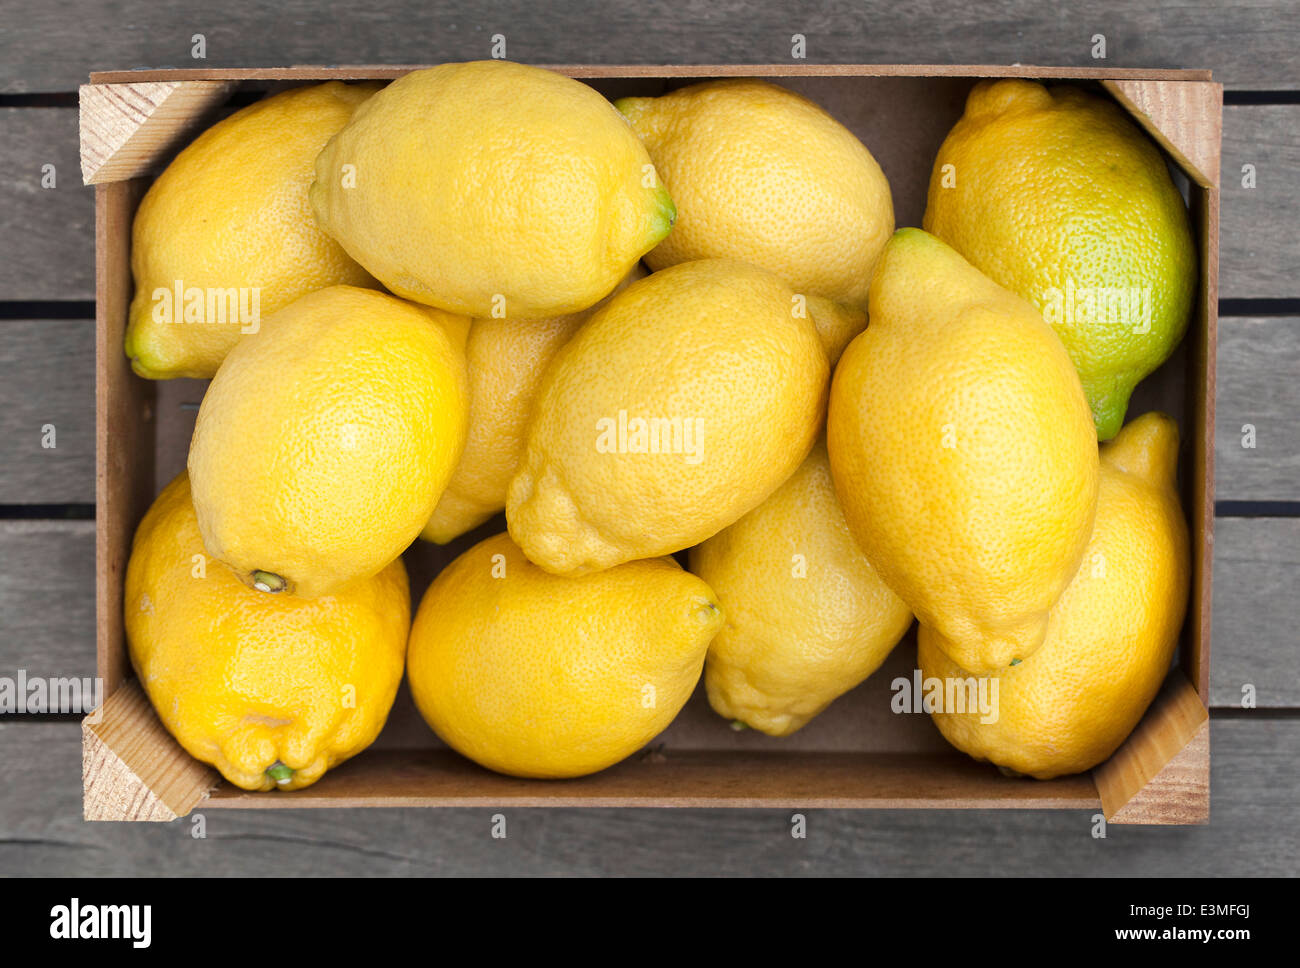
[{"left": 78, "top": 64, "right": 1220, "bottom": 824}]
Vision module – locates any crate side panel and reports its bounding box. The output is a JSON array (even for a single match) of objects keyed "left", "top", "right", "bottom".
[
  {"left": 202, "top": 748, "right": 1101, "bottom": 810},
  {"left": 96, "top": 179, "right": 154, "bottom": 694}
]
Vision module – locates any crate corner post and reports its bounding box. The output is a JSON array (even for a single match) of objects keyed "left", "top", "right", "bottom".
[
  {"left": 1093, "top": 672, "right": 1210, "bottom": 826},
  {"left": 1101, "top": 78, "right": 1223, "bottom": 190},
  {"left": 82, "top": 680, "right": 220, "bottom": 822},
  {"left": 79, "top": 78, "right": 239, "bottom": 186}
]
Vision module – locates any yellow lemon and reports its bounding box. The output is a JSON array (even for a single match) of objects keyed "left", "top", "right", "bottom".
[
  {"left": 690, "top": 440, "right": 913, "bottom": 736},
  {"left": 919, "top": 412, "right": 1190, "bottom": 778},
  {"left": 125, "top": 473, "right": 409, "bottom": 791},
  {"left": 828, "top": 229, "right": 1098, "bottom": 674},
  {"left": 188, "top": 285, "right": 469, "bottom": 599},
  {"left": 125, "top": 81, "right": 381, "bottom": 379},
  {"left": 421, "top": 265, "right": 646, "bottom": 544},
  {"left": 406, "top": 532, "right": 723, "bottom": 779},
  {"left": 311, "top": 61, "right": 674, "bottom": 319},
  {"left": 924, "top": 80, "right": 1197, "bottom": 439},
  {"left": 507, "top": 259, "right": 828, "bottom": 575},
  {"left": 616, "top": 79, "right": 893, "bottom": 309},
  {"left": 806, "top": 295, "right": 868, "bottom": 367}
]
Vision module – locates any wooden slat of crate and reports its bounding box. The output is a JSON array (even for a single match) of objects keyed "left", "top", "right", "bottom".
[
  {"left": 0, "top": 320, "right": 95, "bottom": 503},
  {"left": 0, "top": 521, "right": 95, "bottom": 685},
  {"left": 1215, "top": 317, "right": 1300, "bottom": 500},
  {"left": 0, "top": 109, "right": 94, "bottom": 301},
  {"left": 1221, "top": 105, "right": 1300, "bottom": 301},
  {"left": 1210, "top": 518, "right": 1300, "bottom": 708},
  {"left": 2, "top": 716, "right": 1296, "bottom": 875},
  {"left": 1, "top": 0, "right": 1298, "bottom": 93}
]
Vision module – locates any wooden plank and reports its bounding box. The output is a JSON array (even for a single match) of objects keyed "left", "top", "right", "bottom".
[
  {"left": 2, "top": 1, "right": 1296, "bottom": 93},
  {"left": 0, "top": 521, "right": 95, "bottom": 687},
  {"left": 0, "top": 716, "right": 1295, "bottom": 874},
  {"left": 0, "top": 319, "right": 94, "bottom": 503},
  {"left": 200, "top": 748, "right": 1101, "bottom": 811},
  {"left": 1216, "top": 317, "right": 1300, "bottom": 500},
  {"left": 1222, "top": 105, "right": 1300, "bottom": 301},
  {"left": 1210, "top": 518, "right": 1300, "bottom": 709},
  {"left": 0, "top": 516, "right": 1292, "bottom": 717},
  {"left": 0, "top": 109, "right": 94, "bottom": 301},
  {"left": 88, "top": 65, "right": 1215, "bottom": 84},
  {"left": 96, "top": 179, "right": 156, "bottom": 698},
  {"left": 1186, "top": 179, "right": 1217, "bottom": 701}
]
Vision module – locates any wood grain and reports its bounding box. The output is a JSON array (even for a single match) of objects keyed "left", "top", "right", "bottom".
[
  {"left": 79, "top": 80, "right": 239, "bottom": 184},
  {"left": 1209, "top": 518, "right": 1300, "bottom": 709},
  {"left": 0, "top": 319, "right": 94, "bottom": 503},
  {"left": 1221, "top": 105, "right": 1300, "bottom": 301},
  {"left": 198, "top": 747, "right": 1101, "bottom": 811},
  {"left": 1094, "top": 673, "right": 1209, "bottom": 824},
  {"left": 0, "top": 520, "right": 95, "bottom": 685},
  {"left": 0, "top": 109, "right": 94, "bottom": 301},
  {"left": 1215, "top": 317, "right": 1299, "bottom": 500},
  {"left": 82, "top": 680, "right": 220, "bottom": 821},
  {"left": 1103, "top": 79, "right": 1221, "bottom": 187},
  {"left": 88, "top": 65, "right": 1214, "bottom": 84},
  {"left": 96, "top": 179, "right": 156, "bottom": 697},
  {"left": 1, "top": 716, "right": 1294, "bottom": 875},
  {"left": 2, "top": 0, "right": 1298, "bottom": 93},
  {"left": 1183, "top": 151, "right": 1217, "bottom": 701}
]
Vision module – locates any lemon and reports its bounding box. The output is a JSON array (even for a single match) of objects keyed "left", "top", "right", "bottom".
[
  {"left": 125, "top": 81, "right": 381, "bottom": 380},
  {"left": 311, "top": 61, "right": 674, "bottom": 319},
  {"left": 924, "top": 80, "right": 1197, "bottom": 440},
  {"left": 421, "top": 265, "right": 646, "bottom": 544},
  {"left": 507, "top": 258, "right": 828, "bottom": 575},
  {"left": 616, "top": 79, "right": 893, "bottom": 309},
  {"left": 919, "top": 412, "right": 1190, "bottom": 778},
  {"left": 188, "top": 285, "right": 469, "bottom": 599},
  {"left": 806, "top": 295, "right": 867, "bottom": 367},
  {"left": 407, "top": 532, "right": 723, "bottom": 778},
  {"left": 690, "top": 440, "right": 913, "bottom": 736},
  {"left": 828, "top": 229, "right": 1098, "bottom": 674},
  {"left": 125, "top": 473, "right": 409, "bottom": 791}
]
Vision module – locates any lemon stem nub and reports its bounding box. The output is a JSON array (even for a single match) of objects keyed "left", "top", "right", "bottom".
[
  {"left": 730, "top": 720, "right": 749, "bottom": 732},
  {"left": 267, "top": 762, "right": 294, "bottom": 785},
  {"left": 694, "top": 598, "right": 721, "bottom": 625},
  {"left": 252, "top": 570, "right": 286, "bottom": 593}
]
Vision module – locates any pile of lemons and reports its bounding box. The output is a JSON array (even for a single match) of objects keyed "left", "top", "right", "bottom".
[{"left": 123, "top": 62, "right": 1193, "bottom": 790}]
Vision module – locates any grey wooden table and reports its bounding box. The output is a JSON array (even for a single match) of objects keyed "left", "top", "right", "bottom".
[{"left": 1, "top": 0, "right": 1297, "bottom": 876}]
